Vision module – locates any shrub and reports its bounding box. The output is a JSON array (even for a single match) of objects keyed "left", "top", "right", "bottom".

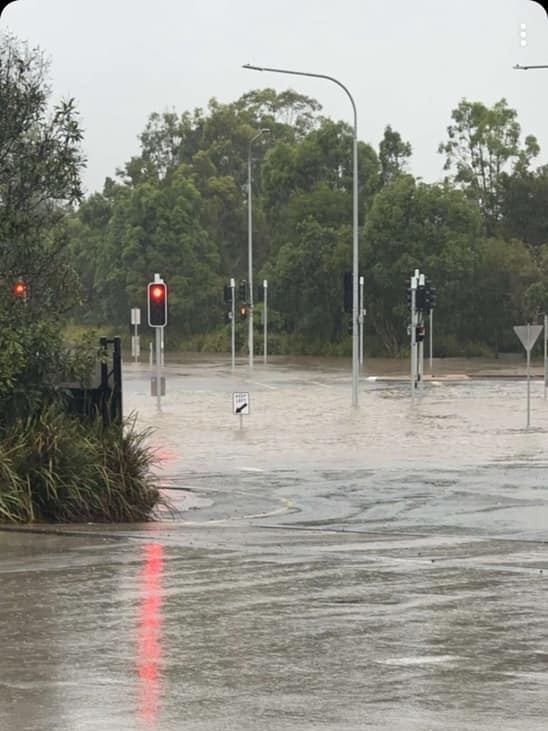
[{"left": 0, "top": 408, "right": 164, "bottom": 523}]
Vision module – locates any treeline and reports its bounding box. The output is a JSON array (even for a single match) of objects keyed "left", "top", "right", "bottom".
[{"left": 68, "top": 90, "right": 548, "bottom": 356}]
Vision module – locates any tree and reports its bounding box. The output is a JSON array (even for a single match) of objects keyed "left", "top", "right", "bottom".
[
  {"left": 0, "top": 33, "right": 85, "bottom": 318},
  {"left": 265, "top": 217, "right": 349, "bottom": 343},
  {"left": 363, "top": 175, "right": 484, "bottom": 354},
  {"left": 439, "top": 98, "right": 539, "bottom": 234},
  {"left": 473, "top": 238, "right": 538, "bottom": 352},
  {"left": 501, "top": 165, "right": 548, "bottom": 248},
  {"left": 73, "top": 167, "right": 221, "bottom": 334},
  {"left": 379, "top": 125, "right": 412, "bottom": 186},
  {"left": 0, "top": 33, "right": 87, "bottom": 414}
]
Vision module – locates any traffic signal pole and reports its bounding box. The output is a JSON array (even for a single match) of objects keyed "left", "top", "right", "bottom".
[
  {"left": 155, "top": 327, "right": 162, "bottom": 412},
  {"left": 410, "top": 272, "right": 417, "bottom": 400},
  {"left": 359, "top": 275, "right": 365, "bottom": 370},
  {"left": 429, "top": 308, "right": 434, "bottom": 377},
  {"left": 263, "top": 279, "right": 268, "bottom": 365},
  {"left": 231, "top": 278, "right": 236, "bottom": 369},
  {"left": 417, "top": 272, "right": 425, "bottom": 391}
]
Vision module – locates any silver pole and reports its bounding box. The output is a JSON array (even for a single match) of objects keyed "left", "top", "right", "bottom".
[
  {"left": 247, "top": 147, "right": 253, "bottom": 369},
  {"left": 263, "top": 279, "right": 268, "bottom": 366},
  {"left": 410, "top": 274, "right": 417, "bottom": 400},
  {"left": 243, "top": 63, "right": 359, "bottom": 408},
  {"left": 231, "top": 277, "right": 236, "bottom": 369},
  {"left": 248, "top": 128, "right": 270, "bottom": 369},
  {"left": 155, "top": 327, "right": 161, "bottom": 412},
  {"left": 359, "top": 275, "right": 364, "bottom": 367},
  {"left": 429, "top": 308, "right": 433, "bottom": 377},
  {"left": 527, "top": 323, "right": 531, "bottom": 429},
  {"left": 418, "top": 333, "right": 424, "bottom": 390},
  {"left": 544, "top": 315, "right": 548, "bottom": 401}
]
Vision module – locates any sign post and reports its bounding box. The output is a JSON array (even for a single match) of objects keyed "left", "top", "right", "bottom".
[
  {"left": 233, "top": 391, "right": 250, "bottom": 430},
  {"left": 513, "top": 323, "right": 543, "bottom": 428},
  {"left": 131, "top": 307, "right": 141, "bottom": 362}
]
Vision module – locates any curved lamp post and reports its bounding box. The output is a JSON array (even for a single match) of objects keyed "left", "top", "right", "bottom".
[
  {"left": 248, "top": 127, "right": 270, "bottom": 368},
  {"left": 243, "top": 63, "right": 360, "bottom": 407}
]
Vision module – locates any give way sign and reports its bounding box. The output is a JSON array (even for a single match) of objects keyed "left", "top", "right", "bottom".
[{"left": 513, "top": 324, "right": 543, "bottom": 352}]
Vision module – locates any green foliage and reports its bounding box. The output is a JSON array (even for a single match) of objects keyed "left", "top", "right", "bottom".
[
  {"left": 0, "top": 33, "right": 85, "bottom": 316},
  {"left": 439, "top": 98, "right": 539, "bottom": 234},
  {"left": 502, "top": 165, "right": 548, "bottom": 247},
  {"left": 65, "top": 85, "right": 548, "bottom": 359},
  {"left": 363, "top": 176, "right": 484, "bottom": 354},
  {"left": 379, "top": 125, "right": 412, "bottom": 186}
]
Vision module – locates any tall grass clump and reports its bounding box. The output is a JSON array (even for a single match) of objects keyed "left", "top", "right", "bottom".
[{"left": 0, "top": 407, "right": 163, "bottom": 524}]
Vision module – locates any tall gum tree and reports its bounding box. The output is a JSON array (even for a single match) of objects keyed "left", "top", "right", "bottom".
[{"left": 438, "top": 98, "right": 539, "bottom": 235}]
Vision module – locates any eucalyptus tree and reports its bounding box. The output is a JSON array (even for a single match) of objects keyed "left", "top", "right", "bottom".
[{"left": 439, "top": 98, "right": 539, "bottom": 235}]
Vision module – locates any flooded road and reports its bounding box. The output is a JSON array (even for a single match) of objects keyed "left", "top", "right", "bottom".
[{"left": 2, "top": 356, "right": 548, "bottom": 730}]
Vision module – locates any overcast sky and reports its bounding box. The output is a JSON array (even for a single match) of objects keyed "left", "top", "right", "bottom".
[{"left": 2, "top": 0, "right": 548, "bottom": 196}]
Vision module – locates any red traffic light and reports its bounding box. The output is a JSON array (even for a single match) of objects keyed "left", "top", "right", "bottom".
[
  {"left": 150, "top": 284, "right": 165, "bottom": 301},
  {"left": 239, "top": 305, "right": 248, "bottom": 320},
  {"left": 13, "top": 281, "right": 27, "bottom": 298},
  {"left": 147, "top": 281, "right": 168, "bottom": 327}
]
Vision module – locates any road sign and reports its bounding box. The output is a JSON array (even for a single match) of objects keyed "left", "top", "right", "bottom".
[
  {"left": 513, "top": 323, "right": 543, "bottom": 429},
  {"left": 513, "top": 324, "right": 543, "bottom": 352},
  {"left": 232, "top": 391, "right": 250, "bottom": 415},
  {"left": 131, "top": 307, "right": 141, "bottom": 326}
]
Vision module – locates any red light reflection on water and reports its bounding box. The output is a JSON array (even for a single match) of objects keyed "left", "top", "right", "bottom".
[{"left": 137, "top": 543, "right": 164, "bottom": 725}]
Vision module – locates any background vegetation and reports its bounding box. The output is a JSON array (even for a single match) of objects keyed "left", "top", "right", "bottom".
[{"left": 66, "top": 85, "right": 548, "bottom": 358}]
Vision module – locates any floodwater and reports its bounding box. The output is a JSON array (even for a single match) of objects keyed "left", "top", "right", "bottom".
[{"left": 2, "top": 355, "right": 548, "bottom": 730}]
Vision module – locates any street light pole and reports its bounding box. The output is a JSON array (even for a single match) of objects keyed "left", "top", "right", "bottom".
[
  {"left": 243, "top": 63, "right": 360, "bottom": 407},
  {"left": 248, "top": 128, "right": 270, "bottom": 368}
]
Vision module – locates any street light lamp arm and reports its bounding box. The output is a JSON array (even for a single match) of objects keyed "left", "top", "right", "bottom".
[
  {"left": 243, "top": 64, "right": 357, "bottom": 131},
  {"left": 513, "top": 63, "right": 548, "bottom": 69}
]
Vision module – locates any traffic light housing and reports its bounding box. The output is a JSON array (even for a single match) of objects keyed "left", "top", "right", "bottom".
[
  {"left": 147, "top": 281, "right": 168, "bottom": 327},
  {"left": 415, "top": 285, "right": 426, "bottom": 312},
  {"left": 430, "top": 286, "right": 436, "bottom": 310},
  {"left": 416, "top": 324, "right": 425, "bottom": 342},
  {"left": 405, "top": 286, "right": 411, "bottom": 309},
  {"left": 239, "top": 279, "right": 248, "bottom": 303}
]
